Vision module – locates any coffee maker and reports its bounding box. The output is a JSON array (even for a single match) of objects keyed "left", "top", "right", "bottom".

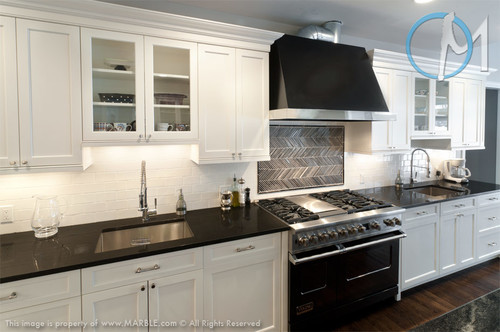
[{"left": 443, "top": 158, "right": 471, "bottom": 183}]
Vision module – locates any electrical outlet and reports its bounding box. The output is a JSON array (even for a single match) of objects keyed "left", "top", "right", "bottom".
[
  {"left": 359, "top": 174, "right": 365, "bottom": 184},
  {"left": 0, "top": 205, "right": 13, "bottom": 224}
]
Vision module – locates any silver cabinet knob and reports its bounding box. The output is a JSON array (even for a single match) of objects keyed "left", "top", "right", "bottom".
[
  {"left": 21, "top": 161, "right": 28, "bottom": 165},
  {"left": 9, "top": 161, "right": 16, "bottom": 166}
]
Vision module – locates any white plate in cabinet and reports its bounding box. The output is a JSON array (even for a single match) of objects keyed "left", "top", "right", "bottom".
[
  {"left": 477, "top": 229, "right": 500, "bottom": 261},
  {"left": 81, "top": 248, "right": 203, "bottom": 294},
  {"left": 0, "top": 271, "right": 80, "bottom": 313},
  {"left": 441, "top": 198, "right": 475, "bottom": 215}
]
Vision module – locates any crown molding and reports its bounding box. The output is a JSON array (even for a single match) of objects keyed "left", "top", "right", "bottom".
[{"left": 0, "top": 0, "right": 283, "bottom": 50}]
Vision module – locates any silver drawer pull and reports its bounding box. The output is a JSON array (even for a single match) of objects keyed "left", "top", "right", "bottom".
[
  {"left": 454, "top": 204, "right": 466, "bottom": 208},
  {"left": 0, "top": 292, "right": 17, "bottom": 301},
  {"left": 236, "top": 245, "right": 255, "bottom": 252},
  {"left": 416, "top": 211, "right": 428, "bottom": 216},
  {"left": 456, "top": 213, "right": 464, "bottom": 217},
  {"left": 488, "top": 242, "right": 497, "bottom": 247},
  {"left": 488, "top": 197, "right": 498, "bottom": 201},
  {"left": 135, "top": 264, "right": 160, "bottom": 274},
  {"left": 488, "top": 217, "right": 497, "bottom": 221}
]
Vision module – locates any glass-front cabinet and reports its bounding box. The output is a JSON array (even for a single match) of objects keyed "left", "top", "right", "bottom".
[
  {"left": 144, "top": 37, "right": 197, "bottom": 141},
  {"left": 81, "top": 28, "right": 197, "bottom": 142},
  {"left": 412, "top": 74, "right": 450, "bottom": 137}
]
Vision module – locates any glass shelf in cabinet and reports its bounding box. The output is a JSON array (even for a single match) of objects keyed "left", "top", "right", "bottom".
[
  {"left": 92, "top": 68, "right": 135, "bottom": 80},
  {"left": 153, "top": 73, "right": 189, "bottom": 80},
  {"left": 93, "top": 102, "right": 136, "bottom": 107},
  {"left": 153, "top": 104, "right": 190, "bottom": 109}
]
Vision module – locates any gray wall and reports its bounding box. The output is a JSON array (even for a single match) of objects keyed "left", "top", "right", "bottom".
[{"left": 467, "top": 89, "right": 499, "bottom": 184}]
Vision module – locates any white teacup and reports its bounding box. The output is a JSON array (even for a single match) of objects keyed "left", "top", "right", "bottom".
[
  {"left": 156, "top": 122, "right": 173, "bottom": 131},
  {"left": 113, "top": 122, "right": 132, "bottom": 131}
]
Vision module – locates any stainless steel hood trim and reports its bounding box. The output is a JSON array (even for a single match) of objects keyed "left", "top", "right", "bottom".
[{"left": 269, "top": 108, "right": 397, "bottom": 122}]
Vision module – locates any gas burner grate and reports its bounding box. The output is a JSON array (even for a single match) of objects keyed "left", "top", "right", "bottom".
[
  {"left": 310, "top": 190, "right": 392, "bottom": 214},
  {"left": 258, "top": 198, "right": 320, "bottom": 224}
]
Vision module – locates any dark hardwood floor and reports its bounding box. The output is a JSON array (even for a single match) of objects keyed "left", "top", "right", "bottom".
[{"left": 333, "top": 258, "right": 500, "bottom": 331}]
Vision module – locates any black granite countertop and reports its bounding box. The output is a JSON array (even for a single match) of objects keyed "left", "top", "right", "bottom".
[
  {"left": 356, "top": 180, "right": 500, "bottom": 208},
  {"left": 0, "top": 204, "right": 288, "bottom": 283}
]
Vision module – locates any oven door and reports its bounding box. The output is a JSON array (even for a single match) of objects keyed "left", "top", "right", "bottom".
[{"left": 288, "top": 230, "right": 405, "bottom": 329}]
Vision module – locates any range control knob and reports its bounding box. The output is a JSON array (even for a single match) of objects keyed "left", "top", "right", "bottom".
[
  {"left": 328, "top": 230, "right": 338, "bottom": 239},
  {"left": 297, "top": 236, "right": 309, "bottom": 247},
  {"left": 356, "top": 224, "right": 366, "bottom": 232},
  {"left": 370, "top": 221, "right": 381, "bottom": 230},
  {"left": 309, "top": 234, "right": 319, "bottom": 244},
  {"left": 383, "top": 219, "right": 396, "bottom": 227},
  {"left": 392, "top": 217, "right": 402, "bottom": 226},
  {"left": 347, "top": 225, "right": 357, "bottom": 234},
  {"left": 338, "top": 228, "right": 348, "bottom": 236},
  {"left": 318, "top": 232, "right": 329, "bottom": 241}
]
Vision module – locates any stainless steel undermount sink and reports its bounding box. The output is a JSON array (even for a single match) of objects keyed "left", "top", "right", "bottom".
[
  {"left": 95, "top": 218, "right": 194, "bottom": 253},
  {"left": 404, "top": 185, "right": 467, "bottom": 201}
]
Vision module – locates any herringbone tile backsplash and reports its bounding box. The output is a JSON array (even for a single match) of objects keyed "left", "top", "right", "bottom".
[{"left": 258, "top": 125, "right": 344, "bottom": 193}]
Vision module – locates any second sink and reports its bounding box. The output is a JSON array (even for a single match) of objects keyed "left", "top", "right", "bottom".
[{"left": 95, "top": 218, "right": 194, "bottom": 253}]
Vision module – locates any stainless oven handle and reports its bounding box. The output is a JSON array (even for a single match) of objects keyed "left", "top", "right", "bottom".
[{"left": 289, "top": 231, "right": 407, "bottom": 265}]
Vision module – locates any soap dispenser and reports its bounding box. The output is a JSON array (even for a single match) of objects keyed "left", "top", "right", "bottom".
[{"left": 176, "top": 189, "right": 187, "bottom": 216}]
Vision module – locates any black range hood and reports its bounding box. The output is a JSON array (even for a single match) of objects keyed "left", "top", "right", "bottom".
[{"left": 269, "top": 34, "right": 395, "bottom": 121}]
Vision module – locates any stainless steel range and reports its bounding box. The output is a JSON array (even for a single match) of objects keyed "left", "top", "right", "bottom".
[{"left": 258, "top": 190, "right": 406, "bottom": 331}]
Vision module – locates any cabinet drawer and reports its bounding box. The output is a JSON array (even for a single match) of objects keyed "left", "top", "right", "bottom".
[
  {"left": 477, "top": 192, "right": 500, "bottom": 207},
  {"left": 0, "top": 270, "right": 80, "bottom": 313},
  {"left": 477, "top": 230, "right": 500, "bottom": 261},
  {"left": 82, "top": 247, "right": 203, "bottom": 294},
  {"left": 477, "top": 205, "right": 500, "bottom": 233},
  {"left": 441, "top": 198, "right": 475, "bottom": 215},
  {"left": 204, "top": 233, "right": 280, "bottom": 268},
  {"left": 404, "top": 204, "right": 439, "bottom": 224}
]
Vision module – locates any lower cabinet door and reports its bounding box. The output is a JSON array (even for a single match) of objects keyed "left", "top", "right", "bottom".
[
  {"left": 149, "top": 270, "right": 203, "bottom": 332},
  {"left": 0, "top": 297, "right": 81, "bottom": 332},
  {"left": 401, "top": 216, "right": 439, "bottom": 290},
  {"left": 82, "top": 282, "right": 148, "bottom": 332},
  {"left": 204, "top": 256, "right": 280, "bottom": 331}
]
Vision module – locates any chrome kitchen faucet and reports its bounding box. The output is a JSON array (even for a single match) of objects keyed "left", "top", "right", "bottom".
[
  {"left": 139, "top": 160, "right": 157, "bottom": 221},
  {"left": 410, "top": 148, "right": 431, "bottom": 183}
]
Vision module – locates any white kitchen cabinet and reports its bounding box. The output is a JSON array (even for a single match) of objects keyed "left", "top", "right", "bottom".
[
  {"left": 450, "top": 78, "right": 485, "bottom": 149},
  {"left": 0, "top": 271, "right": 81, "bottom": 331},
  {"left": 82, "top": 248, "right": 203, "bottom": 331},
  {"left": 370, "top": 68, "right": 411, "bottom": 153},
  {"left": 439, "top": 208, "right": 476, "bottom": 275},
  {"left": 0, "top": 16, "right": 18, "bottom": 169},
  {"left": 82, "top": 28, "right": 198, "bottom": 144},
  {"left": 476, "top": 192, "right": 500, "bottom": 261},
  {"left": 204, "top": 233, "right": 281, "bottom": 331},
  {"left": 81, "top": 28, "right": 145, "bottom": 142},
  {"left": 401, "top": 204, "right": 440, "bottom": 290},
  {"left": 411, "top": 73, "right": 450, "bottom": 138},
  {"left": 193, "top": 44, "right": 270, "bottom": 164},
  {"left": 145, "top": 36, "right": 198, "bottom": 142},
  {"left": 0, "top": 19, "right": 82, "bottom": 170},
  {"left": 0, "top": 297, "right": 81, "bottom": 332},
  {"left": 83, "top": 281, "right": 149, "bottom": 332}
]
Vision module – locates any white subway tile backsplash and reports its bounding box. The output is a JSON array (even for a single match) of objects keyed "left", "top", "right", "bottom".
[{"left": 0, "top": 145, "right": 456, "bottom": 234}]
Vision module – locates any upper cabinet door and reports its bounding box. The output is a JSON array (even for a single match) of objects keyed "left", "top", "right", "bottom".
[
  {"left": 81, "top": 28, "right": 144, "bottom": 142},
  {"left": 236, "top": 49, "right": 269, "bottom": 159},
  {"left": 197, "top": 44, "right": 236, "bottom": 160},
  {"left": 16, "top": 19, "right": 82, "bottom": 167},
  {"left": 390, "top": 70, "right": 411, "bottom": 150},
  {"left": 144, "top": 37, "right": 198, "bottom": 142},
  {"left": 0, "top": 16, "right": 19, "bottom": 168},
  {"left": 371, "top": 68, "right": 392, "bottom": 151}
]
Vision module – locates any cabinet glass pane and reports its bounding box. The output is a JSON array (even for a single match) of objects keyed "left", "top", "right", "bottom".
[
  {"left": 435, "top": 80, "right": 449, "bottom": 132},
  {"left": 152, "top": 45, "right": 191, "bottom": 132},
  {"left": 91, "top": 38, "right": 136, "bottom": 132},
  {"left": 414, "top": 78, "right": 430, "bottom": 132}
]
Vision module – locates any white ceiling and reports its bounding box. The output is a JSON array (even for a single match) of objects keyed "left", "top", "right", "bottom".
[{"left": 99, "top": 0, "right": 500, "bottom": 51}]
